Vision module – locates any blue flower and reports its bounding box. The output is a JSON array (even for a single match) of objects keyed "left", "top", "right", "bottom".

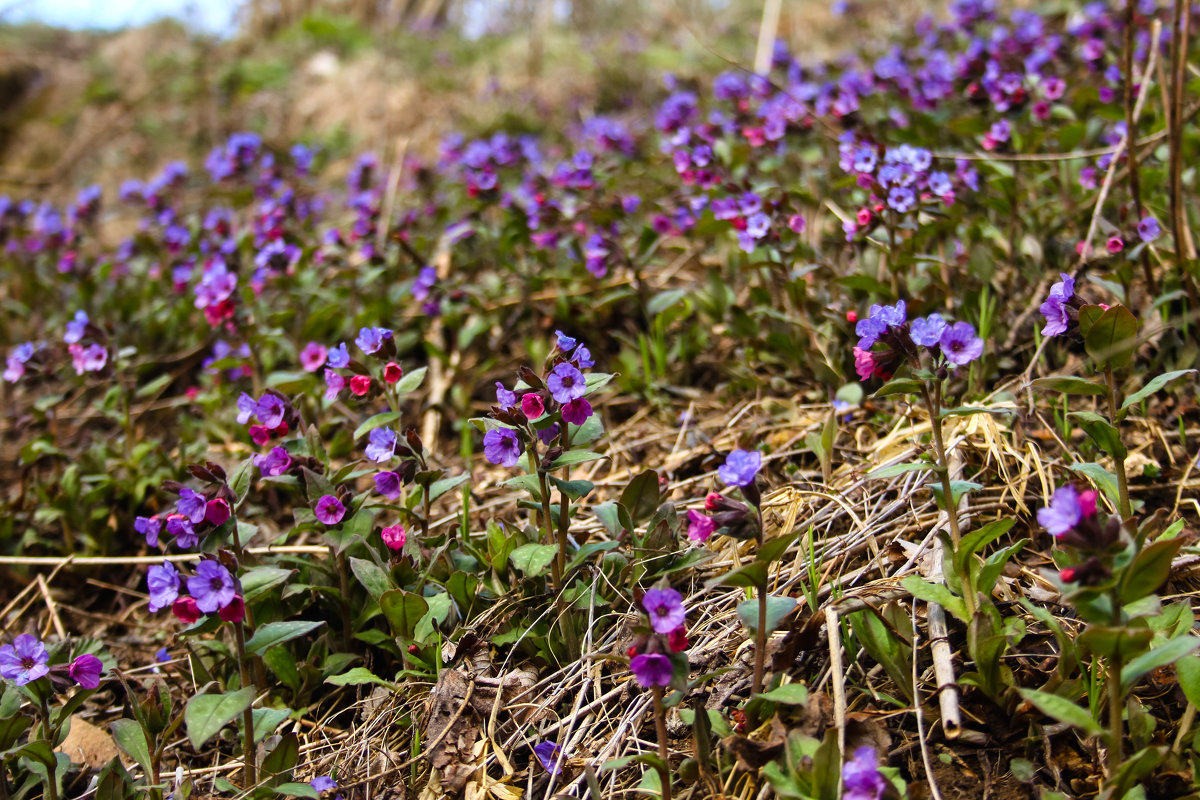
[
  {"left": 718, "top": 449, "right": 762, "bottom": 488},
  {"left": 365, "top": 428, "right": 397, "bottom": 462}
]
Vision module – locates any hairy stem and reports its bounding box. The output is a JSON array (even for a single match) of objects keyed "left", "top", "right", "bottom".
[
  {"left": 922, "top": 381, "right": 976, "bottom": 618},
  {"left": 1104, "top": 365, "right": 1132, "bottom": 520},
  {"left": 652, "top": 687, "right": 673, "bottom": 800},
  {"left": 232, "top": 620, "right": 257, "bottom": 788},
  {"left": 753, "top": 588, "right": 767, "bottom": 696},
  {"left": 1107, "top": 592, "right": 1124, "bottom": 777},
  {"left": 37, "top": 696, "right": 58, "bottom": 800},
  {"left": 1123, "top": 0, "right": 1156, "bottom": 296}
]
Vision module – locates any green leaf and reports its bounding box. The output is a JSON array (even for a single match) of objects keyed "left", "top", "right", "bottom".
[
  {"left": 1017, "top": 688, "right": 1103, "bottom": 737},
  {"left": 955, "top": 518, "right": 1016, "bottom": 573},
  {"left": 706, "top": 561, "right": 767, "bottom": 591},
  {"left": 1121, "top": 635, "right": 1200, "bottom": 691},
  {"left": 1069, "top": 462, "right": 1121, "bottom": 509},
  {"left": 326, "top": 667, "right": 397, "bottom": 689},
  {"left": 251, "top": 707, "right": 292, "bottom": 744},
  {"left": 1077, "top": 626, "right": 1154, "bottom": 659},
  {"left": 509, "top": 543, "right": 557, "bottom": 577},
  {"left": 109, "top": 719, "right": 152, "bottom": 778},
  {"left": 1121, "top": 538, "right": 1183, "bottom": 603},
  {"left": 185, "top": 687, "right": 256, "bottom": 749},
  {"left": 353, "top": 412, "right": 401, "bottom": 441},
  {"left": 1084, "top": 304, "right": 1138, "bottom": 369},
  {"left": 868, "top": 461, "right": 931, "bottom": 479},
  {"left": 593, "top": 500, "right": 632, "bottom": 537},
  {"left": 261, "top": 731, "right": 299, "bottom": 778},
  {"left": 1076, "top": 304, "right": 1106, "bottom": 339},
  {"left": 901, "top": 576, "right": 967, "bottom": 624},
  {"left": 1070, "top": 411, "right": 1127, "bottom": 458},
  {"left": 736, "top": 595, "right": 798, "bottom": 634},
  {"left": 756, "top": 529, "right": 801, "bottom": 564},
  {"left": 380, "top": 590, "right": 428, "bottom": 640},
  {"left": 928, "top": 480, "right": 982, "bottom": 510},
  {"left": 756, "top": 683, "right": 809, "bottom": 705},
  {"left": 874, "top": 378, "right": 924, "bottom": 397},
  {"left": 350, "top": 557, "right": 393, "bottom": 601},
  {"left": 394, "top": 366, "right": 427, "bottom": 395},
  {"left": 427, "top": 473, "right": 470, "bottom": 503},
  {"left": 545, "top": 449, "right": 607, "bottom": 470},
  {"left": 241, "top": 567, "right": 294, "bottom": 602},
  {"left": 549, "top": 476, "right": 594, "bottom": 500},
  {"left": 620, "top": 469, "right": 661, "bottom": 525},
  {"left": 1030, "top": 375, "right": 1107, "bottom": 396},
  {"left": 1121, "top": 369, "right": 1197, "bottom": 410},
  {"left": 244, "top": 621, "right": 324, "bottom": 656},
  {"left": 1176, "top": 655, "right": 1200, "bottom": 707},
  {"left": 275, "top": 783, "right": 320, "bottom": 798}
]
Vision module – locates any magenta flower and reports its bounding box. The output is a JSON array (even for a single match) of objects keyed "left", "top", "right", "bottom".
[
  {"left": 630, "top": 653, "right": 674, "bottom": 688},
  {"left": 521, "top": 393, "right": 545, "bottom": 419},
  {"left": 547, "top": 362, "right": 586, "bottom": 404},
  {"left": 256, "top": 394, "right": 285, "bottom": 428},
  {"left": 842, "top": 746, "right": 887, "bottom": 800},
  {"left": 68, "top": 654, "right": 104, "bottom": 689},
  {"left": 718, "top": 449, "right": 762, "bottom": 488},
  {"left": 686, "top": 510, "right": 715, "bottom": 542},
  {"left": 254, "top": 446, "right": 292, "bottom": 477},
  {"left": 188, "top": 561, "right": 236, "bottom": 613},
  {"left": 300, "top": 342, "right": 329, "bottom": 372},
  {"left": 483, "top": 428, "right": 523, "bottom": 467},
  {"left": 642, "top": 588, "right": 686, "bottom": 634},
  {"left": 0, "top": 635, "right": 50, "bottom": 685},
  {"left": 315, "top": 495, "right": 347, "bottom": 525},
  {"left": 381, "top": 524, "right": 406, "bottom": 551},
  {"left": 939, "top": 322, "right": 983, "bottom": 366},
  {"left": 205, "top": 499, "right": 231, "bottom": 526},
  {"left": 853, "top": 346, "right": 876, "bottom": 382},
  {"left": 561, "top": 398, "right": 592, "bottom": 425}
]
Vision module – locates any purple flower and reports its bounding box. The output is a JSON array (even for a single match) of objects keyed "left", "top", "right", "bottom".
[
  {"left": 910, "top": 314, "right": 947, "bottom": 347},
  {"left": 256, "top": 394, "right": 285, "bottom": 428},
  {"left": 236, "top": 392, "right": 258, "bottom": 424},
  {"left": 315, "top": 495, "right": 346, "bottom": 525},
  {"left": 188, "top": 561, "right": 236, "bottom": 613},
  {"left": 939, "top": 322, "right": 984, "bottom": 366},
  {"left": 483, "top": 428, "right": 523, "bottom": 467},
  {"left": 1137, "top": 216, "right": 1161, "bottom": 243},
  {"left": 561, "top": 398, "right": 593, "bottom": 425},
  {"left": 70, "top": 343, "right": 108, "bottom": 374},
  {"left": 534, "top": 741, "right": 563, "bottom": 775},
  {"left": 718, "top": 449, "right": 762, "bottom": 488},
  {"left": 300, "top": 342, "right": 329, "bottom": 372},
  {"left": 630, "top": 652, "right": 674, "bottom": 688},
  {"left": 177, "top": 488, "right": 207, "bottom": 524},
  {"left": 68, "top": 654, "right": 104, "bottom": 689},
  {"left": 147, "top": 561, "right": 181, "bottom": 612},
  {"left": 254, "top": 446, "right": 292, "bottom": 477},
  {"left": 135, "top": 516, "right": 162, "bottom": 548},
  {"left": 842, "top": 747, "right": 887, "bottom": 800},
  {"left": 887, "top": 186, "right": 916, "bottom": 214},
  {"left": 64, "top": 310, "right": 89, "bottom": 344},
  {"left": 324, "top": 369, "right": 345, "bottom": 402},
  {"left": 555, "top": 330, "right": 578, "bottom": 352},
  {"left": 687, "top": 510, "right": 715, "bottom": 542},
  {"left": 1039, "top": 273, "right": 1075, "bottom": 337},
  {"left": 1037, "top": 485, "right": 1085, "bottom": 536},
  {"left": 366, "top": 427, "right": 397, "bottom": 462},
  {"left": 572, "top": 344, "right": 595, "bottom": 369},
  {"left": 547, "top": 363, "right": 586, "bottom": 404},
  {"left": 495, "top": 381, "right": 517, "bottom": 409},
  {"left": 310, "top": 776, "right": 338, "bottom": 794},
  {"left": 0, "top": 635, "right": 50, "bottom": 685},
  {"left": 642, "top": 588, "right": 686, "bottom": 634},
  {"left": 356, "top": 327, "right": 391, "bottom": 355},
  {"left": 374, "top": 471, "right": 403, "bottom": 499},
  {"left": 167, "top": 516, "right": 198, "bottom": 549},
  {"left": 327, "top": 343, "right": 350, "bottom": 368}
]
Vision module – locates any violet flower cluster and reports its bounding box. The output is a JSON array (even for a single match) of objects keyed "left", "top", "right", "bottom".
[
  {"left": 852, "top": 300, "right": 983, "bottom": 382},
  {"left": 483, "top": 332, "right": 598, "bottom": 469},
  {"left": 0, "top": 634, "right": 105, "bottom": 690},
  {"left": 628, "top": 587, "right": 689, "bottom": 688},
  {"left": 146, "top": 558, "right": 245, "bottom": 624}
]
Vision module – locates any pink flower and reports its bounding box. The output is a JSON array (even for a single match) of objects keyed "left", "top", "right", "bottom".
[
  {"left": 853, "top": 346, "right": 876, "bottom": 382},
  {"left": 68, "top": 654, "right": 104, "bottom": 689},
  {"left": 205, "top": 498, "right": 231, "bottom": 526},
  {"left": 1106, "top": 236, "right": 1124, "bottom": 253},
  {"left": 218, "top": 596, "right": 245, "bottom": 623},
  {"left": 299, "top": 342, "right": 329, "bottom": 372},
  {"left": 381, "top": 524, "right": 406, "bottom": 551},
  {"left": 172, "top": 597, "right": 201, "bottom": 624},
  {"left": 686, "top": 510, "right": 715, "bottom": 542},
  {"left": 384, "top": 362, "right": 403, "bottom": 383},
  {"left": 349, "top": 375, "right": 372, "bottom": 396},
  {"left": 315, "top": 495, "right": 346, "bottom": 525},
  {"left": 561, "top": 398, "right": 592, "bottom": 425},
  {"left": 521, "top": 393, "right": 545, "bottom": 419}
]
